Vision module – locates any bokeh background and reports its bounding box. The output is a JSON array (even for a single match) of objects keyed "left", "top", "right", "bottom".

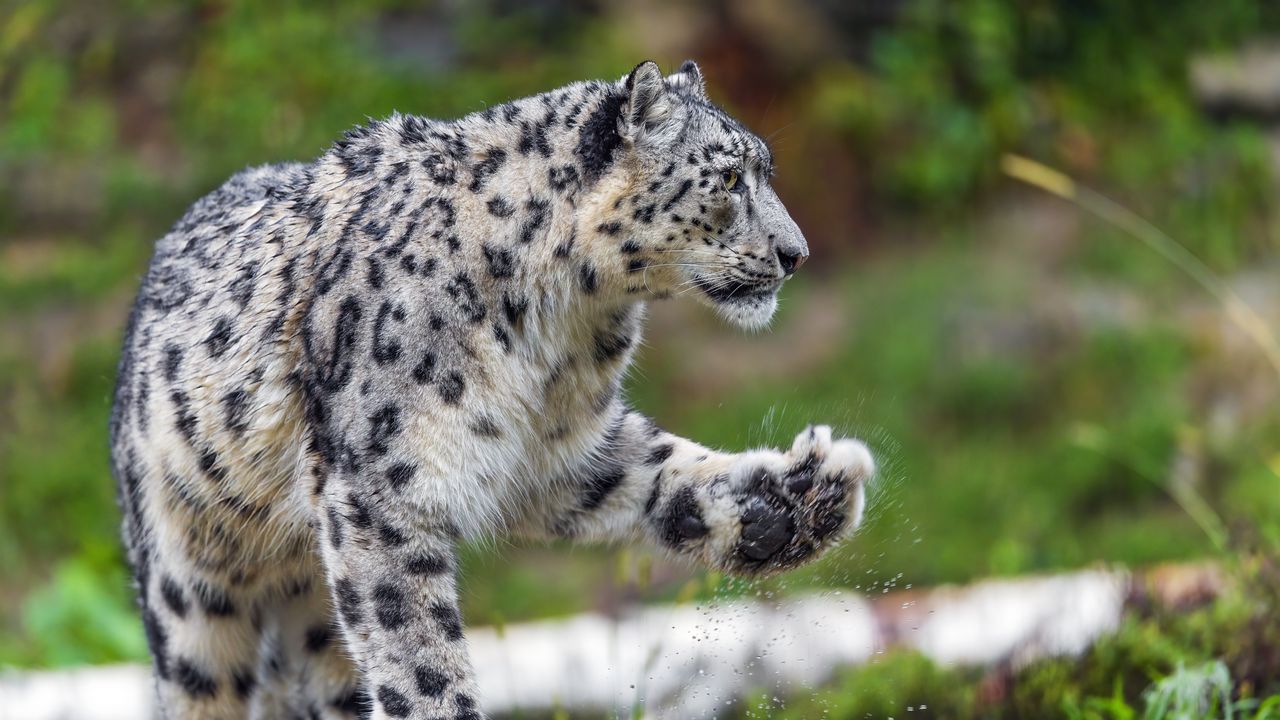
[{"left": 2, "top": 0, "right": 1279, "bottom": 717}]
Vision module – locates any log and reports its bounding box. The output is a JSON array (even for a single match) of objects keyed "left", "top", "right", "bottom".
[{"left": 0, "top": 564, "right": 1223, "bottom": 719}]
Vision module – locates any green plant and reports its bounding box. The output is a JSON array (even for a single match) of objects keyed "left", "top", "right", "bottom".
[{"left": 1143, "top": 661, "right": 1235, "bottom": 720}]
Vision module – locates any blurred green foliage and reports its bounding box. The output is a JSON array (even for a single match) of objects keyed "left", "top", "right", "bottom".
[
  {"left": 1, "top": 9, "right": 1278, "bottom": 720},
  {"left": 810, "top": 0, "right": 1279, "bottom": 267}
]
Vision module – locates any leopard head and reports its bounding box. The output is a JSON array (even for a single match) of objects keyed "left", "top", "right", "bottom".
[{"left": 583, "top": 60, "right": 808, "bottom": 330}]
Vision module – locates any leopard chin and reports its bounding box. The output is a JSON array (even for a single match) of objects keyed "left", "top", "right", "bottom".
[
  {"left": 690, "top": 274, "right": 782, "bottom": 330},
  {"left": 713, "top": 292, "right": 779, "bottom": 331}
]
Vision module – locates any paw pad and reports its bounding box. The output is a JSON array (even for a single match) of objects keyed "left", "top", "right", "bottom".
[
  {"left": 736, "top": 496, "right": 793, "bottom": 561},
  {"left": 660, "top": 486, "right": 709, "bottom": 546}
]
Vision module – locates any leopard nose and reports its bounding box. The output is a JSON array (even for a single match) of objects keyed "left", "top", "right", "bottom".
[{"left": 776, "top": 248, "right": 807, "bottom": 275}]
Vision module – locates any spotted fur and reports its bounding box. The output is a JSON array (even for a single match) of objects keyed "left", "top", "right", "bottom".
[{"left": 109, "top": 60, "right": 874, "bottom": 719}]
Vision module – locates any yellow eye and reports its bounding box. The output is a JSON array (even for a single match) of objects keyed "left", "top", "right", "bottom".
[{"left": 722, "top": 169, "right": 739, "bottom": 191}]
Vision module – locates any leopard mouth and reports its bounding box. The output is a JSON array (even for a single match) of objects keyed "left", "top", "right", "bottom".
[{"left": 694, "top": 275, "right": 779, "bottom": 304}]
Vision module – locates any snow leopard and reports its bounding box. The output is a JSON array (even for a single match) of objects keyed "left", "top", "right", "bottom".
[{"left": 108, "top": 60, "right": 875, "bottom": 719}]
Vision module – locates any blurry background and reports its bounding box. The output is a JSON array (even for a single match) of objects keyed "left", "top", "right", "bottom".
[{"left": 2, "top": 0, "right": 1279, "bottom": 717}]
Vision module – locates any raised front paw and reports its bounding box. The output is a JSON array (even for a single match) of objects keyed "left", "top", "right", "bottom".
[{"left": 722, "top": 426, "right": 874, "bottom": 574}]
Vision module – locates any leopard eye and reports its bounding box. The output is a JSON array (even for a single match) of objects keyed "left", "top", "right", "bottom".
[{"left": 722, "top": 169, "right": 739, "bottom": 192}]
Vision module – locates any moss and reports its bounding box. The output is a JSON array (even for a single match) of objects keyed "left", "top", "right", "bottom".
[{"left": 725, "top": 566, "right": 1280, "bottom": 718}]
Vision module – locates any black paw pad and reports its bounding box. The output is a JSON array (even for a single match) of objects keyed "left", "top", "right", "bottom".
[
  {"left": 785, "top": 452, "right": 820, "bottom": 496},
  {"left": 787, "top": 475, "right": 813, "bottom": 495},
  {"left": 736, "top": 496, "right": 794, "bottom": 562},
  {"left": 810, "top": 482, "right": 850, "bottom": 542},
  {"left": 660, "top": 486, "right": 708, "bottom": 546}
]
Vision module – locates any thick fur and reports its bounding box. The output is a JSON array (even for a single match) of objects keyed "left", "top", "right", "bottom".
[{"left": 109, "top": 60, "right": 875, "bottom": 719}]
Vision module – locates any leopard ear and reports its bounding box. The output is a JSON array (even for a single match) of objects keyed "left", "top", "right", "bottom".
[
  {"left": 668, "top": 59, "right": 706, "bottom": 98},
  {"left": 620, "top": 60, "right": 673, "bottom": 142}
]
